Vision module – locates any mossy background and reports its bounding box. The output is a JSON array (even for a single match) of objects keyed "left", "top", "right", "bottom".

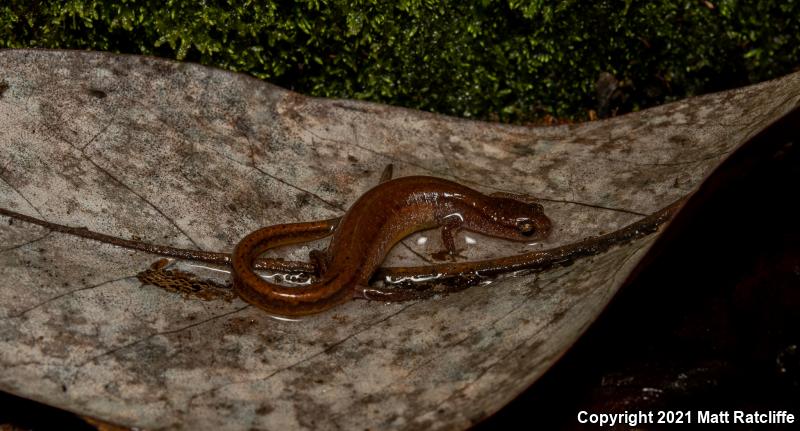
[{"left": 1, "top": 0, "right": 798, "bottom": 123}]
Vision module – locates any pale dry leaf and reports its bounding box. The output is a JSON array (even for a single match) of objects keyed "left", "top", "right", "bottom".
[{"left": 1, "top": 50, "right": 799, "bottom": 430}]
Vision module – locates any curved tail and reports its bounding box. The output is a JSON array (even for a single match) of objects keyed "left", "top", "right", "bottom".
[{"left": 232, "top": 218, "right": 352, "bottom": 317}]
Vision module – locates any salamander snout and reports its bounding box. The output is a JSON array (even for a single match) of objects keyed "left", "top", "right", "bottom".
[{"left": 487, "top": 196, "right": 552, "bottom": 241}]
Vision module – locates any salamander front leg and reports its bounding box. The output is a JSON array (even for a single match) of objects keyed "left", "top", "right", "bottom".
[{"left": 435, "top": 214, "right": 466, "bottom": 261}]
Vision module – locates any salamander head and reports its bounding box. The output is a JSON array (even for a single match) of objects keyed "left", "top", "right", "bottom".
[{"left": 480, "top": 195, "right": 552, "bottom": 241}]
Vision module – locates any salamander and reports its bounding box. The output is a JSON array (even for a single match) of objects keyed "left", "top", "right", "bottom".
[{"left": 232, "top": 176, "right": 552, "bottom": 317}]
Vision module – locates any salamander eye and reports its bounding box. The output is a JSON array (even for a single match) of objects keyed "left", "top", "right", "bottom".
[{"left": 516, "top": 220, "right": 536, "bottom": 236}]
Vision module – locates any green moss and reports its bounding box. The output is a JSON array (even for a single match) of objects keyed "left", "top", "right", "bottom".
[{"left": 2, "top": 0, "right": 798, "bottom": 122}]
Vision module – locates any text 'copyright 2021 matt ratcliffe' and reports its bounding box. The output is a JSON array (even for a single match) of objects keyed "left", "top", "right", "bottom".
[{"left": 577, "top": 410, "right": 795, "bottom": 427}]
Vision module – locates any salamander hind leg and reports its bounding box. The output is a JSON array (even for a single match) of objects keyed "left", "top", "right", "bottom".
[{"left": 308, "top": 249, "right": 330, "bottom": 277}]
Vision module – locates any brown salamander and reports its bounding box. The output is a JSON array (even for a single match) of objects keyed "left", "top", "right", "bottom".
[
  {"left": 232, "top": 176, "right": 552, "bottom": 317},
  {"left": 1, "top": 190, "right": 683, "bottom": 315}
]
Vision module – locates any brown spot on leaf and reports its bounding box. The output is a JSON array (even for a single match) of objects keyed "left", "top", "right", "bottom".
[
  {"left": 88, "top": 88, "right": 107, "bottom": 99},
  {"left": 255, "top": 404, "right": 274, "bottom": 416}
]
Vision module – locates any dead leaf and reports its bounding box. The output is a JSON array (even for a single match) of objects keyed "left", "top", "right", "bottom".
[{"left": 1, "top": 50, "right": 798, "bottom": 430}]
